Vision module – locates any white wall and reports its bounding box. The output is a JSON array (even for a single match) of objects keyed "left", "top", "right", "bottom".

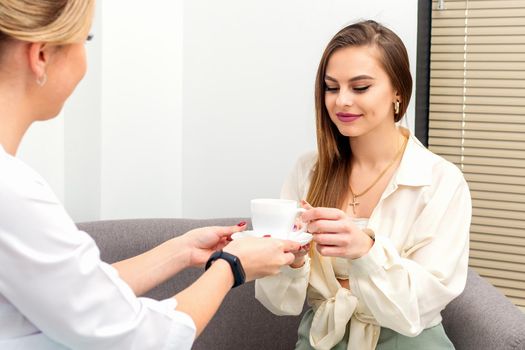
[
  {"left": 62, "top": 2, "right": 102, "bottom": 222},
  {"left": 18, "top": 0, "right": 418, "bottom": 221},
  {"left": 182, "top": 0, "right": 418, "bottom": 218},
  {"left": 100, "top": 0, "right": 183, "bottom": 220}
]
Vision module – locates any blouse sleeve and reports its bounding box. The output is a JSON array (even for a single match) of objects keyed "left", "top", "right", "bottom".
[
  {"left": 254, "top": 152, "right": 316, "bottom": 315},
  {"left": 255, "top": 258, "right": 311, "bottom": 315},
  {"left": 349, "top": 160, "right": 472, "bottom": 337},
  {"left": 0, "top": 172, "right": 196, "bottom": 349}
]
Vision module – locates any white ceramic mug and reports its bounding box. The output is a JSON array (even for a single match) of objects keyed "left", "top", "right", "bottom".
[{"left": 250, "top": 198, "right": 306, "bottom": 239}]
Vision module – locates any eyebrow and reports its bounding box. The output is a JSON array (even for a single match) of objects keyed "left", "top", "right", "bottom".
[{"left": 324, "top": 74, "right": 375, "bottom": 82}]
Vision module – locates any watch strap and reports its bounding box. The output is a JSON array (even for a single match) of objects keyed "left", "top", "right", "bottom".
[{"left": 205, "top": 250, "right": 246, "bottom": 288}]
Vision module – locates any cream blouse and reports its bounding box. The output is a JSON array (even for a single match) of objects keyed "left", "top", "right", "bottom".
[{"left": 255, "top": 130, "right": 472, "bottom": 350}]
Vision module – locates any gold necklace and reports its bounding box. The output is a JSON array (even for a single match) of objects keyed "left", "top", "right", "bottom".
[{"left": 348, "top": 136, "right": 408, "bottom": 215}]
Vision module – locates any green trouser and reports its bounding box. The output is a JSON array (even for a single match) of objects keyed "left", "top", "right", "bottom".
[{"left": 295, "top": 309, "right": 455, "bottom": 350}]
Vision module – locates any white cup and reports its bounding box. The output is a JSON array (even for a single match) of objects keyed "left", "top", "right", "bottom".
[{"left": 250, "top": 198, "right": 306, "bottom": 239}]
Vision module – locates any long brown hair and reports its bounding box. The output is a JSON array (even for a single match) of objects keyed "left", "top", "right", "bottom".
[{"left": 306, "top": 20, "right": 412, "bottom": 208}]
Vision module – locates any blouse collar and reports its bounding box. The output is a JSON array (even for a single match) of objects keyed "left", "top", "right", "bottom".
[{"left": 393, "top": 127, "right": 434, "bottom": 188}]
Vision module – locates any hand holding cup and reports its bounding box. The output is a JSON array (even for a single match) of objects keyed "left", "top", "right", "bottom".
[{"left": 224, "top": 237, "right": 300, "bottom": 280}]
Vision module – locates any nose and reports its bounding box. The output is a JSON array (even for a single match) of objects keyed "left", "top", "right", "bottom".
[{"left": 335, "top": 88, "right": 353, "bottom": 108}]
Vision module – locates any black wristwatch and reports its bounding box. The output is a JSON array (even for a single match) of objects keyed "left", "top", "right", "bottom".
[{"left": 205, "top": 250, "right": 246, "bottom": 288}]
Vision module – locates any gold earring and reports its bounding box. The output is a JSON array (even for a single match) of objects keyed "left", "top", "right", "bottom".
[
  {"left": 36, "top": 73, "right": 47, "bottom": 87},
  {"left": 394, "top": 100, "right": 400, "bottom": 115}
]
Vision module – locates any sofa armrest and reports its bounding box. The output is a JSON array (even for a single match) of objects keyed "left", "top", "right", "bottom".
[{"left": 442, "top": 268, "right": 525, "bottom": 350}]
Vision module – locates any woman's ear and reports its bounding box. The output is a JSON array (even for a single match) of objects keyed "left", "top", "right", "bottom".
[
  {"left": 393, "top": 91, "right": 401, "bottom": 104},
  {"left": 27, "top": 42, "right": 50, "bottom": 84}
]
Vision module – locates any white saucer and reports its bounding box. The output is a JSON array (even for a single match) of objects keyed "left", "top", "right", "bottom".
[{"left": 231, "top": 230, "right": 313, "bottom": 246}]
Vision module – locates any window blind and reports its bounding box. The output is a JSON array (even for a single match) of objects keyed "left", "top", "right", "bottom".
[{"left": 429, "top": 0, "right": 525, "bottom": 308}]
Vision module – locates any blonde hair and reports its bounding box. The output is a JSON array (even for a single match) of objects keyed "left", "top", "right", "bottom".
[{"left": 0, "top": 0, "right": 94, "bottom": 45}]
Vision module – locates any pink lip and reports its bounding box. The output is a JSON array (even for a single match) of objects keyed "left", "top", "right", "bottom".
[{"left": 336, "top": 112, "right": 362, "bottom": 122}]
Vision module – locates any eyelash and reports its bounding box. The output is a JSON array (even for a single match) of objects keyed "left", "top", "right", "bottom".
[
  {"left": 324, "top": 85, "right": 371, "bottom": 93},
  {"left": 354, "top": 85, "right": 370, "bottom": 92},
  {"left": 325, "top": 86, "right": 339, "bottom": 92}
]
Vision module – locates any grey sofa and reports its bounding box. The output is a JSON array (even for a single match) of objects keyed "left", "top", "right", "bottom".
[{"left": 77, "top": 218, "right": 525, "bottom": 350}]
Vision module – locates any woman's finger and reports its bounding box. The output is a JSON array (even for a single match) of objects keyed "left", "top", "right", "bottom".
[
  {"left": 283, "top": 252, "right": 297, "bottom": 266},
  {"left": 300, "top": 199, "right": 314, "bottom": 209},
  {"left": 316, "top": 244, "right": 347, "bottom": 257},
  {"left": 301, "top": 206, "right": 345, "bottom": 222},
  {"left": 280, "top": 239, "right": 302, "bottom": 253},
  {"left": 210, "top": 221, "right": 248, "bottom": 238},
  {"left": 312, "top": 231, "right": 348, "bottom": 247},
  {"left": 307, "top": 219, "right": 349, "bottom": 234}
]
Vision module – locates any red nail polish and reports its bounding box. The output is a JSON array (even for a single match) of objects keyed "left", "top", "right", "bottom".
[
  {"left": 263, "top": 234, "right": 271, "bottom": 238},
  {"left": 237, "top": 221, "right": 247, "bottom": 227}
]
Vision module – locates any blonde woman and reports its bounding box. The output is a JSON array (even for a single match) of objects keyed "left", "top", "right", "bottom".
[
  {"left": 0, "top": 1, "right": 299, "bottom": 349},
  {"left": 255, "top": 20, "right": 471, "bottom": 349}
]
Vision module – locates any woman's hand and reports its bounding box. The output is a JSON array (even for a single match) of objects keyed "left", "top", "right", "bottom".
[
  {"left": 180, "top": 222, "right": 247, "bottom": 267},
  {"left": 289, "top": 243, "right": 310, "bottom": 268},
  {"left": 300, "top": 206, "right": 374, "bottom": 259},
  {"left": 224, "top": 237, "right": 299, "bottom": 281}
]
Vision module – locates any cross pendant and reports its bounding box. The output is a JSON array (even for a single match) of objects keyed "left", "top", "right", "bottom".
[{"left": 349, "top": 195, "right": 360, "bottom": 215}]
